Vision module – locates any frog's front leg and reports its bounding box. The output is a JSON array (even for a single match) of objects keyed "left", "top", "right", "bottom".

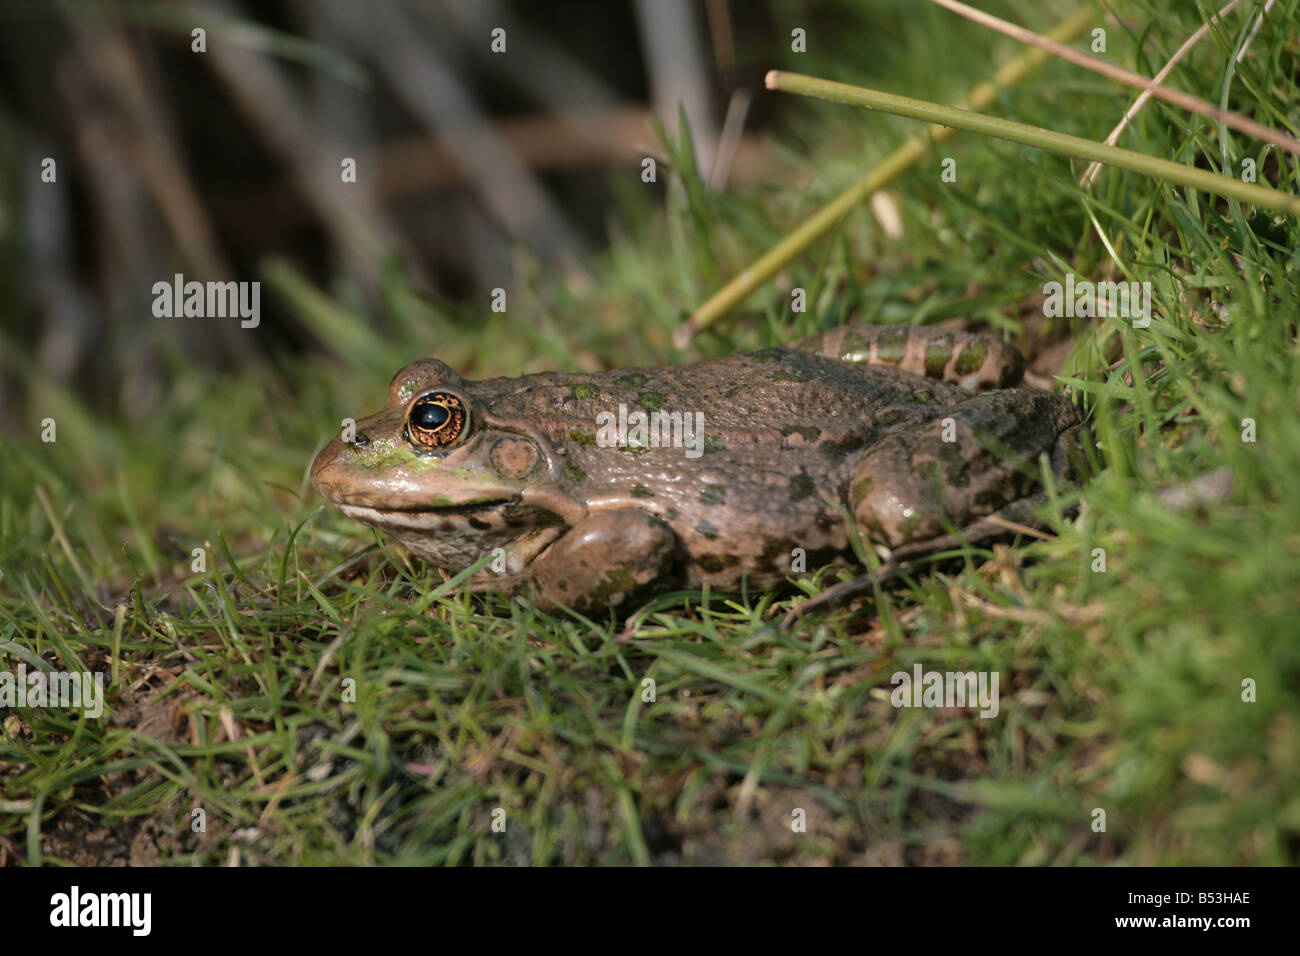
[
  {"left": 850, "top": 390, "right": 1083, "bottom": 548},
  {"left": 522, "top": 509, "right": 684, "bottom": 613}
]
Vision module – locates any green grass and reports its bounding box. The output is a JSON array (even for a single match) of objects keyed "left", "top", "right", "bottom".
[{"left": 2, "top": 0, "right": 1299, "bottom": 864}]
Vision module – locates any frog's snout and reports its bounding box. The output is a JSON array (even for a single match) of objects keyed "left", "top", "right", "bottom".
[{"left": 310, "top": 434, "right": 349, "bottom": 504}]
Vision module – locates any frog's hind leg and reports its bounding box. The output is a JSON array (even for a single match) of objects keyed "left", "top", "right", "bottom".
[
  {"left": 790, "top": 324, "right": 1026, "bottom": 390},
  {"left": 850, "top": 390, "right": 1083, "bottom": 549},
  {"left": 780, "top": 491, "right": 1073, "bottom": 631}
]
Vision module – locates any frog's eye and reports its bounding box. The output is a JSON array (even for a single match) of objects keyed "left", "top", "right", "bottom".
[{"left": 405, "top": 390, "right": 469, "bottom": 449}]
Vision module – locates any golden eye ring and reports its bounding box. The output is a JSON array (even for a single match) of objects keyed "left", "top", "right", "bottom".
[{"left": 405, "top": 390, "right": 470, "bottom": 449}]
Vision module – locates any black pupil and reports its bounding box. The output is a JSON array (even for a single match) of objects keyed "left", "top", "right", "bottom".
[{"left": 414, "top": 402, "right": 450, "bottom": 429}]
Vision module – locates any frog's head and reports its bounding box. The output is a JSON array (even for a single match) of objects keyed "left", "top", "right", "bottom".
[{"left": 311, "top": 359, "right": 569, "bottom": 554}]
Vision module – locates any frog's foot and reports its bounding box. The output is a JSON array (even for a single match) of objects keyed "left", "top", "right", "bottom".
[
  {"left": 780, "top": 491, "right": 1074, "bottom": 632},
  {"left": 791, "top": 324, "right": 1027, "bottom": 390},
  {"left": 524, "top": 509, "right": 684, "bottom": 614},
  {"left": 850, "top": 390, "right": 1083, "bottom": 548},
  {"left": 779, "top": 563, "right": 908, "bottom": 632}
]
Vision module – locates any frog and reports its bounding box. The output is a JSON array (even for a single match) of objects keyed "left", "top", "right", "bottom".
[{"left": 310, "top": 324, "right": 1087, "bottom": 615}]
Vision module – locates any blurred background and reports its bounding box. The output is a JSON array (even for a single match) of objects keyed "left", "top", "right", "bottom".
[{"left": 0, "top": 0, "right": 924, "bottom": 422}]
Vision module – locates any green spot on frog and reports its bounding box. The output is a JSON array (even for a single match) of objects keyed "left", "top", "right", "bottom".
[
  {"left": 563, "top": 463, "right": 587, "bottom": 484},
  {"left": 925, "top": 346, "right": 950, "bottom": 378},
  {"left": 593, "top": 565, "right": 639, "bottom": 602},
  {"left": 700, "top": 434, "right": 728, "bottom": 453},
  {"left": 631, "top": 484, "right": 655, "bottom": 498},
  {"left": 696, "top": 521, "right": 720, "bottom": 540},
  {"left": 851, "top": 476, "right": 873, "bottom": 506},
  {"left": 838, "top": 330, "right": 869, "bottom": 362},
  {"left": 821, "top": 433, "right": 867, "bottom": 457},
  {"left": 760, "top": 538, "right": 788, "bottom": 565},
  {"left": 788, "top": 472, "right": 814, "bottom": 501},
  {"left": 771, "top": 367, "right": 808, "bottom": 382},
  {"left": 954, "top": 343, "right": 988, "bottom": 375},
  {"left": 875, "top": 409, "right": 906, "bottom": 427},
  {"left": 700, "top": 484, "right": 726, "bottom": 504},
  {"left": 781, "top": 425, "right": 821, "bottom": 442},
  {"left": 350, "top": 440, "right": 413, "bottom": 470},
  {"left": 570, "top": 383, "right": 600, "bottom": 400},
  {"left": 697, "top": 554, "right": 725, "bottom": 573},
  {"left": 877, "top": 326, "right": 911, "bottom": 363},
  {"left": 569, "top": 428, "right": 597, "bottom": 445},
  {"left": 638, "top": 391, "right": 666, "bottom": 413},
  {"left": 617, "top": 373, "right": 648, "bottom": 388},
  {"left": 534, "top": 510, "right": 567, "bottom": 529},
  {"left": 943, "top": 460, "right": 973, "bottom": 487},
  {"left": 899, "top": 509, "right": 927, "bottom": 537}
]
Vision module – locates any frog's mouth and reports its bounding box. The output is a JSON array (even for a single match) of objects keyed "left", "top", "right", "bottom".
[{"left": 338, "top": 500, "right": 513, "bottom": 528}]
